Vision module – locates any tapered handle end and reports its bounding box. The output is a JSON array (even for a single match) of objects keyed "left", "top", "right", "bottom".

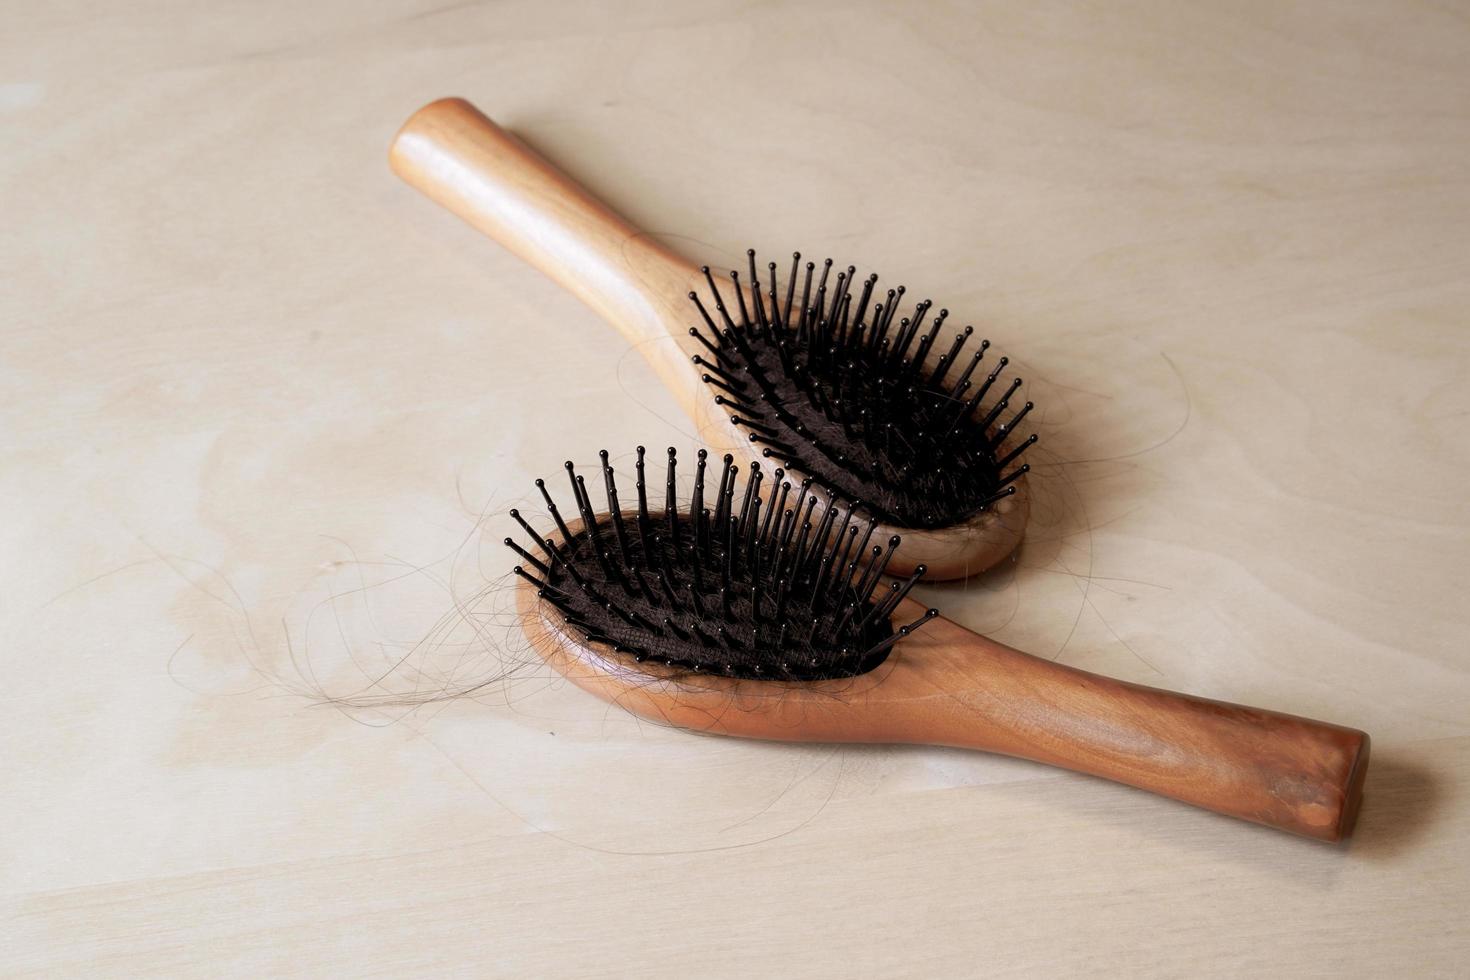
[
  {"left": 389, "top": 97, "right": 480, "bottom": 180},
  {"left": 1327, "top": 729, "right": 1370, "bottom": 842},
  {"left": 1230, "top": 712, "right": 1370, "bottom": 842}
]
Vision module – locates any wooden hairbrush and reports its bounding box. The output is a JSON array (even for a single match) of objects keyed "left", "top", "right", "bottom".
[
  {"left": 392, "top": 97, "right": 1034, "bottom": 580},
  {"left": 507, "top": 447, "right": 1370, "bottom": 842}
]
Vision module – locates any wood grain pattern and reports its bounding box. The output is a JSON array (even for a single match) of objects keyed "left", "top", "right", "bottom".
[
  {"left": 4, "top": 1, "right": 1470, "bottom": 976},
  {"left": 389, "top": 96, "right": 1030, "bottom": 580}
]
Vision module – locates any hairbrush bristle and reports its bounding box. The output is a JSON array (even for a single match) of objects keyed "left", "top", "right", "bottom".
[
  {"left": 507, "top": 447, "right": 938, "bottom": 681},
  {"left": 689, "top": 250, "right": 1037, "bottom": 529}
]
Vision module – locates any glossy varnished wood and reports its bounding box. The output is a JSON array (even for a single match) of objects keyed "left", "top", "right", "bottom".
[
  {"left": 389, "top": 97, "right": 1029, "bottom": 580},
  {"left": 515, "top": 575, "right": 1369, "bottom": 842}
]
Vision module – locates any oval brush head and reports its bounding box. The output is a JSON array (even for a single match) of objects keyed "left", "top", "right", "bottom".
[
  {"left": 691, "top": 250, "right": 1035, "bottom": 529},
  {"left": 505, "top": 447, "right": 937, "bottom": 681}
]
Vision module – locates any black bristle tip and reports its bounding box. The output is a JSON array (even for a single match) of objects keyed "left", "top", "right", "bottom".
[
  {"left": 507, "top": 451, "right": 937, "bottom": 681},
  {"left": 689, "top": 250, "right": 1038, "bottom": 529}
]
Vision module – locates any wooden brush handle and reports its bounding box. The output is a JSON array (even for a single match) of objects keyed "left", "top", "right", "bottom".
[
  {"left": 389, "top": 98, "right": 703, "bottom": 386},
  {"left": 869, "top": 617, "right": 1371, "bottom": 841}
]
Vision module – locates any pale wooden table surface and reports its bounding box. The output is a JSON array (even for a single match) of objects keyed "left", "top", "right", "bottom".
[{"left": 4, "top": 2, "right": 1468, "bottom": 976}]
